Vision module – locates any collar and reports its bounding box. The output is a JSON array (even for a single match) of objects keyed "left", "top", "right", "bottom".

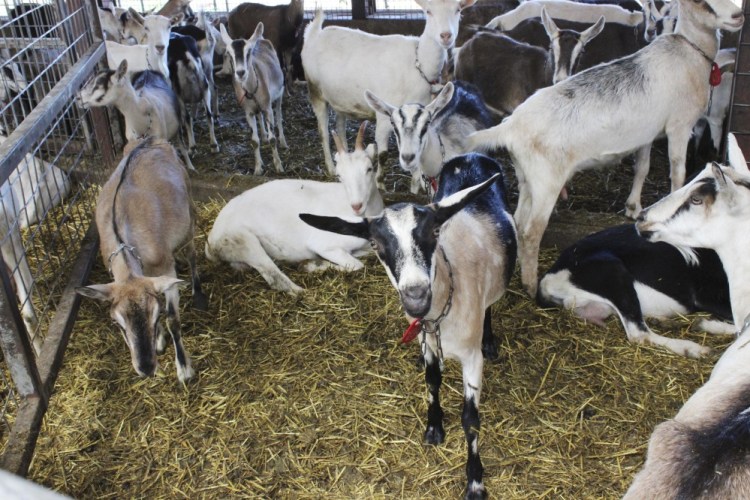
[
  {"left": 674, "top": 34, "right": 714, "bottom": 65},
  {"left": 108, "top": 242, "right": 142, "bottom": 276}
]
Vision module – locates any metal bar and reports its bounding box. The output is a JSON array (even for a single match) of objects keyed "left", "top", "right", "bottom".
[
  {"left": 0, "top": 259, "right": 43, "bottom": 400},
  {"left": 0, "top": 41, "right": 104, "bottom": 187},
  {"left": 352, "top": 0, "right": 368, "bottom": 19},
  {"left": 0, "top": 223, "right": 99, "bottom": 477}
]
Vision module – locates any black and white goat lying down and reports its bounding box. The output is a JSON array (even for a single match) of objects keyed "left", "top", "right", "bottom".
[
  {"left": 625, "top": 135, "right": 750, "bottom": 498},
  {"left": 538, "top": 224, "right": 731, "bottom": 358},
  {"left": 301, "top": 153, "right": 517, "bottom": 500}
]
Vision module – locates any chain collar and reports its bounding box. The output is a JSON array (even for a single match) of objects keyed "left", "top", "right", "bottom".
[
  {"left": 107, "top": 242, "right": 142, "bottom": 276},
  {"left": 674, "top": 34, "right": 714, "bottom": 65},
  {"left": 419, "top": 245, "right": 454, "bottom": 368},
  {"left": 415, "top": 41, "right": 444, "bottom": 95},
  {"left": 238, "top": 74, "right": 259, "bottom": 107}
]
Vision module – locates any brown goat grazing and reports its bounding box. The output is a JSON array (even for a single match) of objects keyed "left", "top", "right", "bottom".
[
  {"left": 227, "top": 0, "right": 304, "bottom": 89},
  {"left": 76, "top": 138, "right": 207, "bottom": 383}
]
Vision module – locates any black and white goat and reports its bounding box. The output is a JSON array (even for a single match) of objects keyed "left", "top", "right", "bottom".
[
  {"left": 468, "top": 0, "right": 745, "bottom": 297},
  {"left": 76, "top": 138, "right": 207, "bottom": 383},
  {"left": 365, "top": 81, "right": 494, "bottom": 194},
  {"left": 206, "top": 123, "right": 381, "bottom": 294},
  {"left": 456, "top": 10, "right": 604, "bottom": 117},
  {"left": 626, "top": 135, "right": 750, "bottom": 498},
  {"left": 302, "top": 0, "right": 476, "bottom": 182},
  {"left": 79, "top": 60, "right": 194, "bottom": 170},
  {"left": 538, "top": 224, "right": 732, "bottom": 358},
  {"left": 167, "top": 31, "right": 219, "bottom": 155},
  {"left": 220, "top": 22, "right": 287, "bottom": 174},
  {"left": 301, "top": 153, "right": 517, "bottom": 499}
]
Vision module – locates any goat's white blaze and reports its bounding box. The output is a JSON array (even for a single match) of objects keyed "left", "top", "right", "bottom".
[
  {"left": 393, "top": 104, "right": 431, "bottom": 172},
  {"left": 383, "top": 208, "right": 432, "bottom": 296}
]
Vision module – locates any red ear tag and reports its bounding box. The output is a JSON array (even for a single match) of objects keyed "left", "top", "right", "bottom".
[
  {"left": 401, "top": 319, "right": 422, "bottom": 344},
  {"left": 710, "top": 62, "right": 722, "bottom": 87}
]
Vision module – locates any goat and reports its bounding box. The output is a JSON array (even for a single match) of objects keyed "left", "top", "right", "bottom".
[
  {"left": 301, "top": 153, "right": 517, "bottom": 499},
  {"left": 0, "top": 133, "right": 71, "bottom": 353},
  {"left": 626, "top": 135, "right": 750, "bottom": 499},
  {"left": 78, "top": 59, "right": 195, "bottom": 170},
  {"left": 192, "top": 11, "right": 220, "bottom": 117},
  {"left": 456, "top": 10, "right": 604, "bottom": 118},
  {"left": 302, "top": 0, "right": 476, "bottom": 183},
  {"left": 486, "top": 0, "right": 642, "bottom": 30},
  {"left": 220, "top": 22, "right": 287, "bottom": 175},
  {"left": 155, "top": 0, "right": 194, "bottom": 23},
  {"left": 227, "top": 0, "right": 304, "bottom": 92},
  {"left": 538, "top": 224, "right": 732, "bottom": 358},
  {"left": 97, "top": 6, "right": 127, "bottom": 42},
  {"left": 693, "top": 48, "right": 736, "bottom": 152},
  {"left": 467, "top": 0, "right": 745, "bottom": 297},
  {"left": 205, "top": 122, "right": 382, "bottom": 294},
  {"left": 115, "top": 9, "right": 175, "bottom": 79},
  {"left": 76, "top": 138, "right": 207, "bottom": 383},
  {"left": 364, "top": 80, "right": 493, "bottom": 194},
  {"left": 167, "top": 32, "right": 220, "bottom": 155}
]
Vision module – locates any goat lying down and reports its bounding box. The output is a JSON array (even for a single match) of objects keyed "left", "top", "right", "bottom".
[
  {"left": 538, "top": 224, "right": 732, "bottom": 358},
  {"left": 626, "top": 135, "right": 750, "bottom": 498},
  {"left": 76, "top": 138, "right": 207, "bottom": 383},
  {"left": 468, "top": 0, "right": 745, "bottom": 297},
  {"left": 301, "top": 153, "right": 517, "bottom": 500},
  {"left": 205, "top": 123, "right": 383, "bottom": 294}
]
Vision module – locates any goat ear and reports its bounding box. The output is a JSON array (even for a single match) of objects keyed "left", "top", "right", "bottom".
[
  {"left": 414, "top": 0, "right": 428, "bottom": 11},
  {"left": 432, "top": 173, "right": 500, "bottom": 225},
  {"left": 426, "top": 82, "right": 454, "bottom": 116},
  {"left": 541, "top": 8, "right": 559, "bottom": 39},
  {"left": 365, "top": 144, "right": 376, "bottom": 163},
  {"left": 299, "top": 214, "right": 371, "bottom": 239},
  {"left": 116, "top": 59, "right": 128, "bottom": 79},
  {"left": 150, "top": 276, "right": 187, "bottom": 295},
  {"left": 171, "top": 13, "right": 185, "bottom": 26},
  {"left": 713, "top": 162, "right": 730, "bottom": 189},
  {"left": 460, "top": 0, "right": 477, "bottom": 10},
  {"left": 127, "top": 7, "right": 144, "bottom": 25},
  {"left": 364, "top": 90, "right": 395, "bottom": 117},
  {"left": 251, "top": 22, "right": 264, "bottom": 43},
  {"left": 727, "top": 133, "right": 749, "bottom": 175},
  {"left": 581, "top": 16, "right": 606, "bottom": 45},
  {"left": 76, "top": 284, "right": 115, "bottom": 302},
  {"left": 219, "top": 23, "right": 233, "bottom": 46}
]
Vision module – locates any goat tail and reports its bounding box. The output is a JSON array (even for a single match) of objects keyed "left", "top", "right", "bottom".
[
  {"left": 467, "top": 123, "right": 509, "bottom": 155},
  {"left": 306, "top": 8, "right": 324, "bottom": 39}
]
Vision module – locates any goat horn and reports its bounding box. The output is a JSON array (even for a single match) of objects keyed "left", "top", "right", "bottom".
[
  {"left": 331, "top": 130, "right": 346, "bottom": 154},
  {"left": 355, "top": 121, "right": 368, "bottom": 151}
]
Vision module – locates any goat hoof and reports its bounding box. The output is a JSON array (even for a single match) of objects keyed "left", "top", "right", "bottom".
[
  {"left": 193, "top": 292, "right": 209, "bottom": 312},
  {"left": 424, "top": 425, "right": 445, "bottom": 445},
  {"left": 211, "top": 144, "right": 220, "bottom": 153},
  {"left": 177, "top": 362, "right": 195, "bottom": 383},
  {"left": 464, "top": 485, "right": 487, "bottom": 500},
  {"left": 481, "top": 340, "right": 499, "bottom": 361}
]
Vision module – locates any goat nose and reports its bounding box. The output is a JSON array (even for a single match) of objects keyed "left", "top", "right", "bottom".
[
  {"left": 401, "top": 153, "right": 415, "bottom": 164},
  {"left": 236, "top": 69, "right": 246, "bottom": 79},
  {"left": 155, "top": 45, "right": 165, "bottom": 54},
  {"left": 351, "top": 203, "right": 363, "bottom": 214},
  {"left": 402, "top": 285, "right": 427, "bottom": 301},
  {"left": 733, "top": 11, "right": 744, "bottom": 20},
  {"left": 440, "top": 32, "right": 452, "bottom": 44},
  {"left": 635, "top": 212, "right": 646, "bottom": 223}
]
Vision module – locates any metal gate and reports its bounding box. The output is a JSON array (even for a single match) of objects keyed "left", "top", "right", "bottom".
[{"left": 0, "top": 0, "right": 114, "bottom": 476}]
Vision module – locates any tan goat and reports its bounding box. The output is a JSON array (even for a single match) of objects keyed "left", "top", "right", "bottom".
[{"left": 76, "top": 138, "right": 207, "bottom": 382}]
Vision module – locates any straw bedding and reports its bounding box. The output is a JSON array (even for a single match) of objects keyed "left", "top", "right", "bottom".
[{"left": 23, "top": 76, "right": 731, "bottom": 498}]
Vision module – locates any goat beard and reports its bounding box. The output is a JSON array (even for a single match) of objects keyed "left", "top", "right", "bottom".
[{"left": 233, "top": 80, "right": 244, "bottom": 103}]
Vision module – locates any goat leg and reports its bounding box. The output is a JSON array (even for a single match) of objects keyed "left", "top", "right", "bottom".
[{"left": 424, "top": 347, "right": 445, "bottom": 445}]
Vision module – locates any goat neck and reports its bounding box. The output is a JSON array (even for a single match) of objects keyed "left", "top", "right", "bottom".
[{"left": 416, "top": 34, "right": 447, "bottom": 88}]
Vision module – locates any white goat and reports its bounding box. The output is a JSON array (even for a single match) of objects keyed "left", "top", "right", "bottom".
[
  {"left": 468, "top": 0, "right": 744, "bottom": 297},
  {"left": 301, "top": 0, "right": 476, "bottom": 183},
  {"left": 626, "top": 135, "right": 750, "bottom": 498},
  {"left": 78, "top": 59, "right": 195, "bottom": 170},
  {"left": 220, "top": 22, "right": 286, "bottom": 175},
  {"left": 693, "top": 48, "right": 736, "bottom": 151},
  {"left": 76, "top": 138, "right": 207, "bottom": 383},
  {"left": 365, "top": 81, "right": 494, "bottom": 194},
  {"left": 106, "top": 11, "right": 172, "bottom": 79},
  {"left": 487, "top": 0, "right": 642, "bottom": 30},
  {"left": 205, "top": 123, "right": 382, "bottom": 294},
  {"left": 97, "top": 6, "right": 127, "bottom": 42},
  {"left": 0, "top": 133, "right": 70, "bottom": 353},
  {"left": 300, "top": 153, "right": 517, "bottom": 499}
]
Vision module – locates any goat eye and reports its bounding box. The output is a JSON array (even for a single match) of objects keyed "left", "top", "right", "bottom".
[
  {"left": 426, "top": 9, "right": 432, "bottom": 15},
  {"left": 369, "top": 239, "right": 381, "bottom": 252},
  {"left": 366, "top": 167, "right": 373, "bottom": 173},
  {"left": 690, "top": 195, "right": 703, "bottom": 205},
  {"left": 433, "top": 227, "right": 440, "bottom": 238}
]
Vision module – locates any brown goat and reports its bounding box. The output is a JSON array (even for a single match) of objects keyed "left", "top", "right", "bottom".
[
  {"left": 76, "top": 138, "right": 207, "bottom": 383},
  {"left": 227, "top": 0, "right": 304, "bottom": 89}
]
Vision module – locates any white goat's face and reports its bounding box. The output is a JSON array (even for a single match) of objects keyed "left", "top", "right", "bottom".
[
  {"left": 364, "top": 83, "right": 454, "bottom": 174},
  {"left": 76, "top": 276, "right": 181, "bottom": 378},
  {"left": 636, "top": 136, "right": 750, "bottom": 250},
  {"left": 123, "top": 12, "right": 171, "bottom": 53},
  {"left": 335, "top": 144, "right": 377, "bottom": 216},
  {"left": 416, "top": 0, "right": 476, "bottom": 49},
  {"left": 681, "top": 0, "right": 744, "bottom": 32}
]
